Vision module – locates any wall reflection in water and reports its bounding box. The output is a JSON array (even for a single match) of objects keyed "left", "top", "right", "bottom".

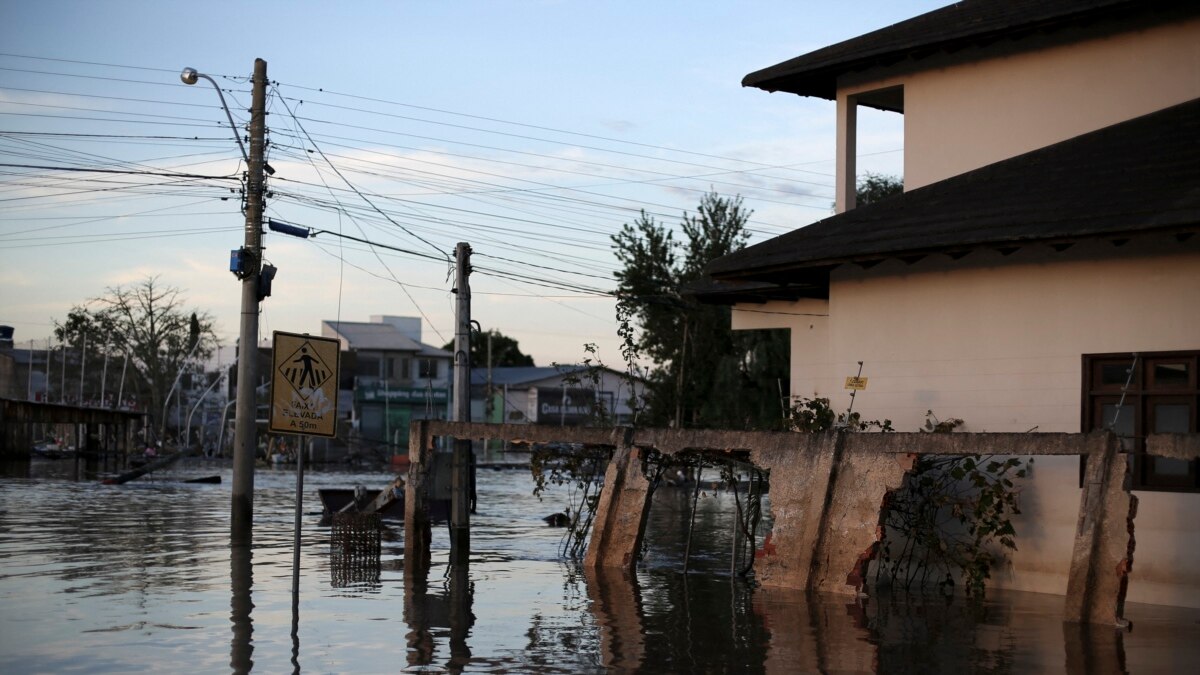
[
  {"left": 392, "top": 560, "right": 1164, "bottom": 674},
  {"left": 568, "top": 571, "right": 1147, "bottom": 674}
]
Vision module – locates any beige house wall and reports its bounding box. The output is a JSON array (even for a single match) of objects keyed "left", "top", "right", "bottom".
[
  {"left": 731, "top": 241, "right": 1200, "bottom": 607},
  {"left": 837, "top": 17, "right": 1200, "bottom": 193}
]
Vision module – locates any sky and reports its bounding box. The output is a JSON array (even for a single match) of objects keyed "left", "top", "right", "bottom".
[{"left": 0, "top": 1, "right": 945, "bottom": 369}]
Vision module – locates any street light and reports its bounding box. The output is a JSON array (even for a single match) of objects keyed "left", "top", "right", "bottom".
[
  {"left": 182, "top": 60, "right": 268, "bottom": 538},
  {"left": 180, "top": 67, "right": 249, "bottom": 164}
]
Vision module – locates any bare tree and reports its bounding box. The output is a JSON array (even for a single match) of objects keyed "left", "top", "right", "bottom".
[{"left": 55, "top": 276, "right": 218, "bottom": 438}]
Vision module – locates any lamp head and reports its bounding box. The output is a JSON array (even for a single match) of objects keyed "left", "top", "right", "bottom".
[{"left": 180, "top": 67, "right": 199, "bottom": 85}]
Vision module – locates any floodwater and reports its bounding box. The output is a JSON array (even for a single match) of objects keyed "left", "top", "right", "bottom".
[{"left": 1, "top": 457, "right": 1198, "bottom": 673}]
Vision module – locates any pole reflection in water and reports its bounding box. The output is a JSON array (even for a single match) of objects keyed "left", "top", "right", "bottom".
[
  {"left": 584, "top": 566, "right": 645, "bottom": 670},
  {"left": 447, "top": 563, "right": 474, "bottom": 673},
  {"left": 402, "top": 561, "right": 476, "bottom": 671},
  {"left": 290, "top": 582, "right": 300, "bottom": 674},
  {"left": 1063, "top": 621, "right": 1128, "bottom": 675},
  {"left": 229, "top": 534, "right": 254, "bottom": 675},
  {"left": 404, "top": 553, "right": 434, "bottom": 667}
]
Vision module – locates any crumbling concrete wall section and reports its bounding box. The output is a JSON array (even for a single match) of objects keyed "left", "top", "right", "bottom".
[
  {"left": 401, "top": 421, "right": 1196, "bottom": 625},
  {"left": 582, "top": 430, "right": 651, "bottom": 569},
  {"left": 749, "top": 433, "right": 837, "bottom": 591},
  {"left": 1065, "top": 432, "right": 1138, "bottom": 626}
]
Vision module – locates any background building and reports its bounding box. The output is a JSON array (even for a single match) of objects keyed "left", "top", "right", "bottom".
[
  {"left": 322, "top": 316, "right": 452, "bottom": 454},
  {"left": 472, "top": 365, "right": 643, "bottom": 429}
]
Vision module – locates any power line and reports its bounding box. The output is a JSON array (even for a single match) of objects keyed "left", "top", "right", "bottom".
[
  {"left": 274, "top": 92, "right": 447, "bottom": 260},
  {"left": 0, "top": 162, "right": 238, "bottom": 181},
  {"left": 276, "top": 82, "right": 834, "bottom": 178}
]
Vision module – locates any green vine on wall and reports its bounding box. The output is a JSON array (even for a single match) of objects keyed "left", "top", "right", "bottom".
[
  {"left": 786, "top": 399, "right": 1032, "bottom": 597},
  {"left": 879, "top": 412, "right": 1033, "bottom": 597},
  {"left": 787, "top": 396, "right": 893, "bottom": 433}
]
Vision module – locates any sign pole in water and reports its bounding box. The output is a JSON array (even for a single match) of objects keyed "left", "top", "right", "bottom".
[{"left": 270, "top": 330, "right": 340, "bottom": 625}]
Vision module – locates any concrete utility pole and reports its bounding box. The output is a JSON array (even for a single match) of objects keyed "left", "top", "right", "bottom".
[
  {"left": 232, "top": 58, "right": 269, "bottom": 537},
  {"left": 450, "top": 241, "right": 472, "bottom": 565}
]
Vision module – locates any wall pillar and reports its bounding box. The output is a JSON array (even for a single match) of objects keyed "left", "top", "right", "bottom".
[
  {"left": 583, "top": 429, "right": 651, "bottom": 569},
  {"left": 835, "top": 93, "right": 858, "bottom": 213},
  {"left": 1065, "top": 431, "right": 1137, "bottom": 626},
  {"left": 752, "top": 432, "right": 839, "bottom": 590},
  {"left": 404, "top": 419, "right": 432, "bottom": 573}
]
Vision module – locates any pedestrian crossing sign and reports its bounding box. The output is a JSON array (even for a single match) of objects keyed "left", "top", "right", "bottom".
[{"left": 269, "top": 331, "right": 340, "bottom": 437}]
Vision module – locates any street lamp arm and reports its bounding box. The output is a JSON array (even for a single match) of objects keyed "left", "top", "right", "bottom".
[
  {"left": 185, "top": 370, "right": 226, "bottom": 451},
  {"left": 181, "top": 67, "right": 250, "bottom": 165},
  {"left": 161, "top": 338, "right": 204, "bottom": 440}
]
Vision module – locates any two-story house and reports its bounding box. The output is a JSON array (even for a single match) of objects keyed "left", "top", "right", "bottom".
[
  {"left": 701, "top": 0, "right": 1200, "bottom": 607},
  {"left": 322, "top": 316, "right": 452, "bottom": 453}
]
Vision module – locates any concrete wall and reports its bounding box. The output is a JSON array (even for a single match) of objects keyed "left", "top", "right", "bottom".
[
  {"left": 730, "top": 239, "right": 1200, "bottom": 606},
  {"left": 836, "top": 17, "right": 1200, "bottom": 193}
]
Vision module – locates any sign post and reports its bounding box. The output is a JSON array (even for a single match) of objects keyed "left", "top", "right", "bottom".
[{"left": 269, "top": 331, "right": 340, "bottom": 610}]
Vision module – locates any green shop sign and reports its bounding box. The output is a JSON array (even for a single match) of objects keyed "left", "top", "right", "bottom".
[{"left": 357, "top": 384, "right": 450, "bottom": 404}]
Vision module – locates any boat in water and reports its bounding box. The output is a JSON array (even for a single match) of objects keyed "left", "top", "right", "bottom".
[{"left": 31, "top": 440, "right": 75, "bottom": 460}]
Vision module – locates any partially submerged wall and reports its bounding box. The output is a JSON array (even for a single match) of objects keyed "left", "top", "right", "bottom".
[{"left": 406, "top": 421, "right": 1200, "bottom": 624}]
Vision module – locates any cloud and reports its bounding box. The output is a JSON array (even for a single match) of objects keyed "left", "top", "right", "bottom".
[{"left": 599, "top": 119, "right": 636, "bottom": 134}]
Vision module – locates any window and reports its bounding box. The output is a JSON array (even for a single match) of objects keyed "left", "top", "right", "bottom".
[
  {"left": 383, "top": 356, "right": 409, "bottom": 380},
  {"left": 356, "top": 354, "right": 381, "bottom": 379},
  {"left": 418, "top": 358, "right": 438, "bottom": 379},
  {"left": 1083, "top": 351, "right": 1199, "bottom": 491}
]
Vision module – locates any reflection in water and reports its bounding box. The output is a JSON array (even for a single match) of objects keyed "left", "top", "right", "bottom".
[
  {"left": 290, "top": 590, "right": 300, "bottom": 675},
  {"left": 402, "top": 561, "right": 475, "bottom": 672},
  {"left": 585, "top": 566, "right": 644, "bottom": 670},
  {"left": 448, "top": 564, "right": 474, "bottom": 673},
  {"left": 1063, "top": 622, "right": 1128, "bottom": 675},
  {"left": 230, "top": 539, "right": 254, "bottom": 675},
  {"left": 2, "top": 462, "right": 1198, "bottom": 672},
  {"left": 582, "top": 575, "right": 1139, "bottom": 674},
  {"left": 404, "top": 559, "right": 435, "bottom": 668}
]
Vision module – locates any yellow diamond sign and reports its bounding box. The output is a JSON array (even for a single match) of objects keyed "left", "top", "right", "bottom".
[{"left": 269, "top": 331, "right": 340, "bottom": 437}]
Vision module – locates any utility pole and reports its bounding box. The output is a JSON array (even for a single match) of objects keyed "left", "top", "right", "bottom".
[
  {"left": 78, "top": 331, "right": 87, "bottom": 405},
  {"left": 450, "top": 241, "right": 472, "bottom": 565},
  {"left": 484, "top": 332, "right": 493, "bottom": 454},
  {"left": 232, "top": 58, "right": 268, "bottom": 539}
]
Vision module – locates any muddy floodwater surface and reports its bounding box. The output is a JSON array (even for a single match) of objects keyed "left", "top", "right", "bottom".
[{"left": 1, "top": 457, "right": 1198, "bottom": 673}]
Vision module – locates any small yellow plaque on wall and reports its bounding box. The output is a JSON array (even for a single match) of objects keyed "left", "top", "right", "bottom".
[{"left": 844, "top": 376, "right": 868, "bottom": 391}]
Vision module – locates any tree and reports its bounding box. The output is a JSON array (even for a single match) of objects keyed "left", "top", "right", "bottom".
[
  {"left": 613, "top": 191, "right": 789, "bottom": 429},
  {"left": 856, "top": 172, "right": 903, "bottom": 206},
  {"left": 54, "top": 276, "right": 218, "bottom": 438},
  {"left": 443, "top": 328, "right": 535, "bottom": 367}
]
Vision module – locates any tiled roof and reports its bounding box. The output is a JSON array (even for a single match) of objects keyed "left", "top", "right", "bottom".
[
  {"left": 470, "top": 366, "right": 585, "bottom": 387},
  {"left": 743, "top": 0, "right": 1195, "bottom": 99},
  {"left": 323, "top": 321, "right": 425, "bottom": 351},
  {"left": 704, "top": 99, "right": 1200, "bottom": 287}
]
